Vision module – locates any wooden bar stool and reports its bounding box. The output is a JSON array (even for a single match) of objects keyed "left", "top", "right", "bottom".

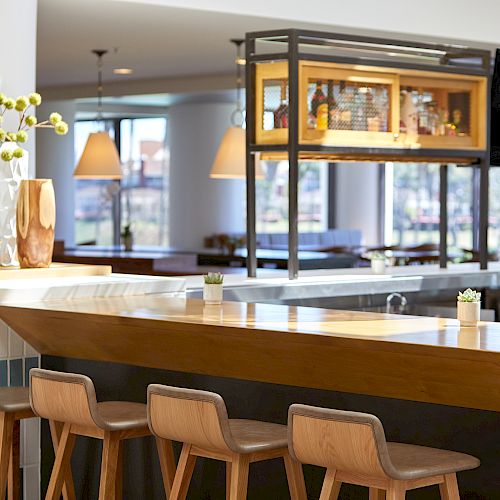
[
  {"left": 288, "top": 404, "right": 480, "bottom": 500},
  {"left": 30, "top": 368, "right": 176, "bottom": 500},
  {"left": 148, "top": 384, "right": 307, "bottom": 500},
  {"left": 0, "top": 387, "right": 72, "bottom": 500}
]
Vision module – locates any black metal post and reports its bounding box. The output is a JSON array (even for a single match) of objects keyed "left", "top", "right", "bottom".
[
  {"left": 288, "top": 31, "right": 300, "bottom": 280},
  {"left": 479, "top": 156, "right": 489, "bottom": 269},
  {"left": 245, "top": 35, "right": 257, "bottom": 278},
  {"left": 439, "top": 165, "right": 448, "bottom": 268}
]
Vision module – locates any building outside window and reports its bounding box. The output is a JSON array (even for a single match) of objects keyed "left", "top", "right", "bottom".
[
  {"left": 384, "top": 162, "right": 474, "bottom": 252},
  {"left": 256, "top": 161, "right": 329, "bottom": 234},
  {"left": 74, "top": 117, "right": 169, "bottom": 247}
]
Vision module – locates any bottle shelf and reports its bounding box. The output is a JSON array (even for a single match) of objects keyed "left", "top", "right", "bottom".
[{"left": 254, "top": 60, "right": 487, "bottom": 152}]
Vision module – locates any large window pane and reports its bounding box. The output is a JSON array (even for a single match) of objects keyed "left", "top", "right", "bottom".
[
  {"left": 386, "top": 162, "right": 473, "bottom": 251},
  {"left": 256, "top": 161, "right": 329, "bottom": 233},
  {"left": 74, "top": 121, "right": 116, "bottom": 246},
  {"left": 120, "top": 118, "right": 169, "bottom": 247}
]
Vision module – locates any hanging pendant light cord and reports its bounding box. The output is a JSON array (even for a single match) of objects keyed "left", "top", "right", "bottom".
[
  {"left": 230, "top": 39, "right": 244, "bottom": 128},
  {"left": 92, "top": 49, "right": 108, "bottom": 125}
]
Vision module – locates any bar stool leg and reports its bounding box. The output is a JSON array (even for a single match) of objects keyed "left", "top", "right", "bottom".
[
  {"left": 386, "top": 481, "right": 406, "bottom": 500},
  {"left": 169, "top": 443, "right": 196, "bottom": 500},
  {"left": 49, "top": 421, "right": 76, "bottom": 500},
  {"left": 8, "top": 419, "right": 20, "bottom": 500},
  {"left": 369, "top": 488, "right": 386, "bottom": 500},
  {"left": 0, "top": 412, "right": 15, "bottom": 500},
  {"left": 98, "top": 432, "right": 120, "bottom": 500},
  {"left": 226, "top": 462, "right": 232, "bottom": 500},
  {"left": 115, "top": 441, "right": 123, "bottom": 500},
  {"left": 283, "top": 453, "right": 307, "bottom": 500},
  {"left": 45, "top": 423, "right": 76, "bottom": 500},
  {"left": 319, "top": 469, "right": 341, "bottom": 500},
  {"left": 228, "top": 453, "right": 250, "bottom": 500},
  {"left": 439, "top": 473, "right": 460, "bottom": 500},
  {"left": 155, "top": 437, "right": 176, "bottom": 497}
]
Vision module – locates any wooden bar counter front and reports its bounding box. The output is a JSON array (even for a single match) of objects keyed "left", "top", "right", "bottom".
[{"left": 0, "top": 297, "right": 498, "bottom": 412}]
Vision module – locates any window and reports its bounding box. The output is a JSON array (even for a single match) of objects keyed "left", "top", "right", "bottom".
[
  {"left": 74, "top": 117, "right": 169, "bottom": 247},
  {"left": 256, "top": 161, "right": 329, "bottom": 233},
  {"left": 120, "top": 118, "right": 169, "bottom": 247},
  {"left": 74, "top": 120, "right": 117, "bottom": 246},
  {"left": 385, "top": 162, "right": 473, "bottom": 251}
]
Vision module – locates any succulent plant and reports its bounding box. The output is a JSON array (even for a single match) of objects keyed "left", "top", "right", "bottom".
[
  {"left": 0, "top": 90, "right": 68, "bottom": 160},
  {"left": 457, "top": 288, "right": 481, "bottom": 303},
  {"left": 204, "top": 272, "right": 224, "bottom": 285}
]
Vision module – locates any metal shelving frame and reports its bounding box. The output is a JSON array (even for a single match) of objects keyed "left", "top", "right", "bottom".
[{"left": 245, "top": 29, "right": 491, "bottom": 279}]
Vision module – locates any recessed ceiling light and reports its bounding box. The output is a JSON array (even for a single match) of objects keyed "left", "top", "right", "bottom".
[{"left": 113, "top": 68, "right": 133, "bottom": 75}]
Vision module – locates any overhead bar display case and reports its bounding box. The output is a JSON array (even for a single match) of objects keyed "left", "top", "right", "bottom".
[{"left": 245, "top": 29, "right": 491, "bottom": 279}]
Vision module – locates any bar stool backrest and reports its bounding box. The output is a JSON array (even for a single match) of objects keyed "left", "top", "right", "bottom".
[
  {"left": 148, "top": 384, "right": 236, "bottom": 453},
  {"left": 288, "top": 404, "right": 393, "bottom": 479},
  {"left": 30, "top": 368, "right": 102, "bottom": 428}
]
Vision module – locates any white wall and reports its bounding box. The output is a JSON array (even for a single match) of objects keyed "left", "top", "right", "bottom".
[
  {"left": 36, "top": 100, "right": 76, "bottom": 247},
  {"left": 335, "top": 163, "right": 381, "bottom": 246},
  {"left": 169, "top": 102, "right": 246, "bottom": 249},
  {"left": 110, "top": 0, "right": 500, "bottom": 46},
  {"left": 0, "top": 0, "right": 38, "bottom": 176}
]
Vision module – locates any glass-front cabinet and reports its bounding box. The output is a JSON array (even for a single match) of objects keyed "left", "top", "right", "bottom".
[{"left": 255, "top": 61, "right": 487, "bottom": 151}]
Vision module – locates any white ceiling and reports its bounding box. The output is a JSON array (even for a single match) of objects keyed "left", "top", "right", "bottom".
[{"left": 38, "top": 0, "right": 499, "bottom": 96}]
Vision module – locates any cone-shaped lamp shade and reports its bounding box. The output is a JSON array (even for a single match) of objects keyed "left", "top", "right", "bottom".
[
  {"left": 74, "top": 132, "right": 122, "bottom": 179},
  {"left": 210, "top": 127, "right": 264, "bottom": 179}
]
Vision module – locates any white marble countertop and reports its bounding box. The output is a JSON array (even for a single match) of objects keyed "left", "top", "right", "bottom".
[
  {"left": 0, "top": 273, "right": 186, "bottom": 303},
  {"left": 184, "top": 263, "right": 500, "bottom": 301}
]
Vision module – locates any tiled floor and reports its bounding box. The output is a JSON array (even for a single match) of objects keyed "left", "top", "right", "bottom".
[{"left": 0, "top": 320, "right": 40, "bottom": 500}]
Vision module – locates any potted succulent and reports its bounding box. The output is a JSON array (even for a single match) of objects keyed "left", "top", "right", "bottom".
[
  {"left": 369, "top": 252, "right": 387, "bottom": 274},
  {"left": 0, "top": 91, "right": 68, "bottom": 267},
  {"left": 121, "top": 223, "right": 133, "bottom": 251},
  {"left": 457, "top": 288, "right": 481, "bottom": 327},
  {"left": 203, "top": 272, "right": 224, "bottom": 305}
]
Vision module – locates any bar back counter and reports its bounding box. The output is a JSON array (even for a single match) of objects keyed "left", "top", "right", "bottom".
[{"left": 1, "top": 287, "right": 500, "bottom": 498}]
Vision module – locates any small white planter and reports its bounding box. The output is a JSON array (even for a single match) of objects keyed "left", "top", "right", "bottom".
[
  {"left": 457, "top": 301, "right": 480, "bottom": 327},
  {"left": 203, "top": 283, "right": 223, "bottom": 305},
  {"left": 371, "top": 259, "right": 386, "bottom": 275}
]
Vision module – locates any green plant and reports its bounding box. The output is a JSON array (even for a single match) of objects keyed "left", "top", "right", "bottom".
[
  {"left": 121, "top": 224, "right": 132, "bottom": 238},
  {"left": 457, "top": 288, "right": 481, "bottom": 303},
  {"left": 204, "top": 272, "right": 224, "bottom": 285},
  {"left": 0, "top": 91, "right": 68, "bottom": 161},
  {"left": 369, "top": 252, "right": 386, "bottom": 261}
]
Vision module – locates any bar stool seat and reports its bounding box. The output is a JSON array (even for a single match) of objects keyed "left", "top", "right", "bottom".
[
  {"left": 288, "top": 404, "right": 480, "bottom": 500},
  {"left": 97, "top": 401, "right": 149, "bottom": 430},
  {"left": 228, "top": 419, "right": 287, "bottom": 452},
  {"left": 0, "top": 387, "right": 32, "bottom": 413},
  {"left": 386, "top": 442, "right": 480, "bottom": 480},
  {"left": 30, "top": 369, "right": 176, "bottom": 500},
  {"left": 148, "top": 385, "right": 307, "bottom": 500}
]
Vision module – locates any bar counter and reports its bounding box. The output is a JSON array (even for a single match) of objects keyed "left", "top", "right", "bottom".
[{"left": 1, "top": 296, "right": 499, "bottom": 498}]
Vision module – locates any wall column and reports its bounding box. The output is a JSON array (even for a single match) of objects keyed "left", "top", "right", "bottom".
[
  {"left": 168, "top": 101, "right": 245, "bottom": 249},
  {"left": 36, "top": 100, "right": 76, "bottom": 247}
]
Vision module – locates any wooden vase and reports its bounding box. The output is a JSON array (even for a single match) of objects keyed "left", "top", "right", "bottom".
[{"left": 16, "top": 179, "right": 56, "bottom": 268}]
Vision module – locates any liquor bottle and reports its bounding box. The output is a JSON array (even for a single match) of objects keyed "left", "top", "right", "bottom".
[
  {"left": 365, "top": 88, "right": 380, "bottom": 132},
  {"left": 311, "top": 80, "right": 328, "bottom": 130},
  {"left": 273, "top": 81, "right": 288, "bottom": 129},
  {"left": 352, "top": 87, "right": 366, "bottom": 131},
  {"left": 327, "top": 80, "right": 338, "bottom": 129},
  {"left": 400, "top": 87, "right": 418, "bottom": 137},
  {"left": 338, "top": 80, "right": 352, "bottom": 130}
]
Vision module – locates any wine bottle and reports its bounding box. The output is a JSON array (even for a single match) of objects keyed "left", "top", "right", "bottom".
[
  {"left": 327, "top": 80, "right": 338, "bottom": 129},
  {"left": 311, "top": 80, "right": 328, "bottom": 130},
  {"left": 273, "top": 81, "right": 288, "bottom": 129},
  {"left": 338, "top": 80, "right": 352, "bottom": 130}
]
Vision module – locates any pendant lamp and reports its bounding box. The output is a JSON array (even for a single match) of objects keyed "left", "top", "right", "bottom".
[{"left": 210, "top": 39, "right": 264, "bottom": 180}]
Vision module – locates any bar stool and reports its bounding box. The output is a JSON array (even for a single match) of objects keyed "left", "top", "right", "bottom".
[
  {"left": 0, "top": 387, "right": 72, "bottom": 500},
  {"left": 148, "top": 384, "right": 307, "bottom": 500},
  {"left": 288, "top": 404, "right": 480, "bottom": 500},
  {"left": 30, "top": 368, "right": 176, "bottom": 500}
]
